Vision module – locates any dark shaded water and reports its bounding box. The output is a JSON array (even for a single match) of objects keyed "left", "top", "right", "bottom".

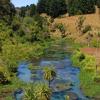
[{"left": 15, "top": 57, "right": 89, "bottom": 100}]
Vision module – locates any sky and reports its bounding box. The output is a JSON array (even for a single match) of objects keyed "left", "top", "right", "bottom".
[{"left": 11, "top": 0, "right": 38, "bottom": 7}]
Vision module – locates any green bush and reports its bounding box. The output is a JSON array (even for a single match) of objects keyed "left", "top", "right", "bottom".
[
  {"left": 82, "top": 25, "right": 92, "bottom": 33},
  {"left": 0, "top": 65, "right": 11, "bottom": 84},
  {"left": 81, "top": 55, "right": 96, "bottom": 71},
  {"left": 91, "top": 39, "right": 100, "bottom": 47},
  {"left": 0, "top": 42, "right": 45, "bottom": 73},
  {"left": 71, "top": 50, "right": 96, "bottom": 71},
  {"left": 79, "top": 69, "right": 100, "bottom": 97},
  {"left": 71, "top": 50, "right": 100, "bottom": 97},
  {"left": 67, "top": 0, "right": 95, "bottom": 16},
  {"left": 97, "top": 32, "right": 100, "bottom": 37},
  {"left": 76, "top": 16, "right": 86, "bottom": 33},
  {"left": 56, "top": 23, "right": 66, "bottom": 37},
  {"left": 71, "top": 51, "right": 85, "bottom": 67},
  {"left": 24, "top": 82, "right": 52, "bottom": 100}
]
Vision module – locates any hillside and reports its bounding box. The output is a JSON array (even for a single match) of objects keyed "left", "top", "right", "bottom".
[
  {"left": 55, "top": 14, "right": 100, "bottom": 32},
  {"left": 54, "top": 12, "right": 100, "bottom": 44}
]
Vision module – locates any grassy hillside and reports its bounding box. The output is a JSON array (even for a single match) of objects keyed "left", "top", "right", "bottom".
[
  {"left": 54, "top": 12, "right": 100, "bottom": 44},
  {"left": 55, "top": 14, "right": 100, "bottom": 31}
]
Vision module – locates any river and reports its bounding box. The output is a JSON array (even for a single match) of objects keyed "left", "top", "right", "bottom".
[{"left": 15, "top": 42, "right": 89, "bottom": 100}]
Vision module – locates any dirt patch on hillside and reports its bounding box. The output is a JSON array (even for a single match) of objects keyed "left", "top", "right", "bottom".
[{"left": 81, "top": 48, "right": 100, "bottom": 57}]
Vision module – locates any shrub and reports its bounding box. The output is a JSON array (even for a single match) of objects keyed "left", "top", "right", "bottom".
[
  {"left": 97, "top": 32, "right": 100, "bottom": 37},
  {"left": 56, "top": 23, "right": 66, "bottom": 37},
  {"left": 76, "top": 16, "right": 86, "bottom": 34},
  {"left": 81, "top": 55, "right": 96, "bottom": 71},
  {"left": 0, "top": 65, "right": 10, "bottom": 84},
  {"left": 71, "top": 50, "right": 96, "bottom": 71},
  {"left": 82, "top": 25, "right": 92, "bottom": 33},
  {"left": 71, "top": 51, "right": 85, "bottom": 67},
  {"left": 24, "top": 82, "right": 52, "bottom": 100},
  {"left": 91, "top": 39, "right": 100, "bottom": 47}
]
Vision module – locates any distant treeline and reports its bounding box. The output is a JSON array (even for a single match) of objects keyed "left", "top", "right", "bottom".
[
  {"left": 19, "top": 0, "right": 100, "bottom": 18},
  {"left": 0, "top": 0, "right": 100, "bottom": 21}
]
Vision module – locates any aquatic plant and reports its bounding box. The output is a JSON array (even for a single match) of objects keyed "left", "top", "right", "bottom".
[
  {"left": 24, "top": 82, "right": 52, "bottom": 100},
  {"left": 43, "top": 67, "right": 56, "bottom": 87}
]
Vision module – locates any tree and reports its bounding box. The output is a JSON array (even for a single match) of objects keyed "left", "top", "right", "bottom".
[
  {"left": 37, "top": 0, "right": 47, "bottom": 14},
  {"left": 21, "top": 15, "right": 50, "bottom": 42},
  {"left": 0, "top": 0, "right": 10, "bottom": 5},
  {"left": 43, "top": 67, "right": 56, "bottom": 87},
  {"left": 24, "top": 82, "right": 52, "bottom": 100},
  {"left": 18, "top": 4, "right": 37, "bottom": 17},
  {"left": 30, "top": 4, "right": 37, "bottom": 16},
  {"left": 37, "top": 0, "right": 67, "bottom": 18},
  {"left": 96, "top": 0, "right": 100, "bottom": 19},
  {"left": 67, "top": 0, "right": 80, "bottom": 16},
  {"left": 48, "top": 0, "right": 67, "bottom": 17},
  {"left": 67, "top": 0, "right": 95, "bottom": 15},
  {"left": 0, "top": 2, "right": 15, "bottom": 23},
  {"left": 20, "top": 7, "right": 26, "bottom": 17},
  {"left": 79, "top": 0, "right": 95, "bottom": 14},
  {"left": 97, "top": 0, "right": 100, "bottom": 8}
]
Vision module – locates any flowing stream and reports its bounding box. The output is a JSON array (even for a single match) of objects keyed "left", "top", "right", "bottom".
[{"left": 15, "top": 43, "right": 89, "bottom": 100}]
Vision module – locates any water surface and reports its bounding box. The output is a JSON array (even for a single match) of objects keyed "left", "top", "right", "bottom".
[{"left": 16, "top": 57, "right": 88, "bottom": 100}]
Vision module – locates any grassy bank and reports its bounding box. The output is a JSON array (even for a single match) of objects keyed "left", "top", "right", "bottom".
[
  {"left": 71, "top": 50, "right": 100, "bottom": 98},
  {"left": 0, "top": 40, "right": 52, "bottom": 99}
]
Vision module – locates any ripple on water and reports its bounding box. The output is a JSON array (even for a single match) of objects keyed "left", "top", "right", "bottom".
[
  {"left": 15, "top": 58, "right": 89, "bottom": 100},
  {"left": 17, "top": 63, "right": 31, "bottom": 82}
]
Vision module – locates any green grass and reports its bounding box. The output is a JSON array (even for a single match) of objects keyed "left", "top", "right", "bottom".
[
  {"left": 80, "top": 70, "right": 100, "bottom": 97},
  {"left": 0, "top": 76, "right": 26, "bottom": 99},
  {"left": 71, "top": 50, "right": 100, "bottom": 97}
]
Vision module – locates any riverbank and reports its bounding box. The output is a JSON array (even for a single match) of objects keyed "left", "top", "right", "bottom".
[
  {"left": 71, "top": 49, "right": 100, "bottom": 99},
  {"left": 0, "top": 38, "right": 85, "bottom": 99},
  {"left": 15, "top": 54, "right": 87, "bottom": 99},
  {"left": 0, "top": 38, "right": 100, "bottom": 99},
  {"left": 0, "top": 41, "right": 51, "bottom": 99}
]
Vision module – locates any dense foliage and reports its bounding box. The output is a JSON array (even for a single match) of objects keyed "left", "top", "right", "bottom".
[
  {"left": 71, "top": 50, "right": 100, "bottom": 97},
  {"left": 43, "top": 67, "right": 56, "bottom": 87},
  {"left": 37, "top": 0, "right": 98, "bottom": 17},
  {"left": 0, "top": 0, "right": 99, "bottom": 20},
  {"left": 67, "top": 0, "right": 96, "bottom": 16},
  {"left": 24, "top": 82, "right": 52, "bottom": 100},
  {"left": 19, "top": 4, "right": 37, "bottom": 17},
  {"left": 97, "top": 0, "right": 100, "bottom": 8},
  {"left": 37, "top": 0, "right": 67, "bottom": 17},
  {"left": 0, "top": 0, "right": 15, "bottom": 23},
  {"left": 0, "top": 6, "right": 50, "bottom": 87},
  {"left": 12, "top": 16, "right": 50, "bottom": 42}
]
